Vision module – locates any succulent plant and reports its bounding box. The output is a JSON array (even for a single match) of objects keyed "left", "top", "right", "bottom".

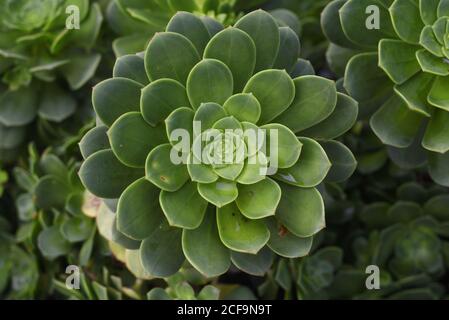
[
  {"left": 356, "top": 188, "right": 449, "bottom": 280},
  {"left": 13, "top": 146, "right": 98, "bottom": 263},
  {"left": 321, "top": 0, "right": 449, "bottom": 187},
  {"left": 265, "top": 0, "right": 332, "bottom": 68},
  {"left": 79, "top": 10, "right": 358, "bottom": 279},
  {"left": 106, "top": 0, "right": 297, "bottom": 57},
  {"left": 0, "top": 0, "right": 104, "bottom": 161},
  {"left": 0, "top": 215, "right": 40, "bottom": 299}
]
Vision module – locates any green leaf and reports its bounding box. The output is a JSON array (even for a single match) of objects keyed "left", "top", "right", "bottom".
[
  {"left": 165, "top": 107, "right": 194, "bottom": 148},
  {"left": 141, "top": 79, "right": 190, "bottom": 126},
  {"left": 235, "top": 10, "right": 280, "bottom": 72},
  {"left": 260, "top": 124, "right": 302, "bottom": 169},
  {"left": 117, "top": 178, "right": 164, "bottom": 240},
  {"left": 160, "top": 181, "right": 208, "bottom": 229},
  {"left": 428, "top": 75, "right": 449, "bottom": 111},
  {"left": 187, "top": 59, "right": 233, "bottom": 109},
  {"left": 79, "top": 149, "right": 143, "bottom": 198},
  {"left": 193, "top": 102, "right": 227, "bottom": 132},
  {"left": 299, "top": 93, "right": 358, "bottom": 139},
  {"left": 230, "top": 246, "right": 274, "bottom": 276},
  {"left": 371, "top": 95, "right": 424, "bottom": 148},
  {"left": 379, "top": 39, "right": 421, "bottom": 84},
  {"left": 0, "top": 124, "right": 26, "bottom": 150},
  {"left": 60, "top": 53, "right": 101, "bottom": 90},
  {"left": 420, "top": 0, "right": 439, "bottom": 25},
  {"left": 424, "top": 195, "right": 449, "bottom": 221},
  {"left": 223, "top": 93, "right": 261, "bottom": 124},
  {"left": 394, "top": 72, "right": 434, "bottom": 116},
  {"left": 79, "top": 126, "right": 110, "bottom": 159},
  {"left": 145, "top": 32, "right": 200, "bottom": 84},
  {"left": 236, "top": 178, "right": 281, "bottom": 219},
  {"left": 198, "top": 285, "right": 220, "bottom": 300},
  {"left": 166, "top": 12, "right": 210, "bottom": 55},
  {"left": 420, "top": 26, "right": 443, "bottom": 57},
  {"left": 244, "top": 69, "right": 295, "bottom": 124},
  {"left": 321, "top": 0, "right": 360, "bottom": 49},
  {"left": 197, "top": 179, "right": 238, "bottom": 208},
  {"left": 182, "top": 211, "right": 231, "bottom": 277},
  {"left": 217, "top": 202, "right": 269, "bottom": 254},
  {"left": 145, "top": 144, "right": 189, "bottom": 192},
  {"left": 60, "top": 216, "right": 93, "bottom": 243},
  {"left": 113, "top": 54, "right": 149, "bottom": 85},
  {"left": 187, "top": 154, "right": 219, "bottom": 184},
  {"left": 274, "top": 76, "right": 337, "bottom": 132},
  {"left": 200, "top": 16, "right": 224, "bottom": 37},
  {"left": 237, "top": 153, "right": 268, "bottom": 185},
  {"left": 92, "top": 78, "right": 143, "bottom": 127},
  {"left": 339, "top": 0, "right": 396, "bottom": 48},
  {"left": 204, "top": 27, "right": 256, "bottom": 92},
  {"left": 276, "top": 183, "right": 325, "bottom": 238},
  {"left": 344, "top": 53, "right": 393, "bottom": 118},
  {"left": 109, "top": 112, "right": 167, "bottom": 168},
  {"left": 320, "top": 140, "right": 357, "bottom": 183},
  {"left": 37, "top": 226, "right": 71, "bottom": 260},
  {"left": 34, "top": 176, "right": 70, "bottom": 210},
  {"left": 423, "top": 109, "right": 449, "bottom": 153},
  {"left": 273, "top": 27, "right": 300, "bottom": 73},
  {"left": 38, "top": 84, "right": 76, "bottom": 122},
  {"left": 390, "top": 0, "right": 424, "bottom": 44},
  {"left": 266, "top": 218, "right": 313, "bottom": 258},
  {"left": 416, "top": 49, "right": 449, "bottom": 76},
  {"left": 0, "top": 86, "right": 37, "bottom": 126},
  {"left": 276, "top": 137, "right": 331, "bottom": 188},
  {"left": 140, "top": 226, "right": 184, "bottom": 277}
]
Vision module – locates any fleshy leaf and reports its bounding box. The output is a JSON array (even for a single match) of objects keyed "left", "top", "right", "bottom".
[
  {"left": 160, "top": 181, "right": 208, "bottom": 229},
  {"left": 113, "top": 54, "right": 149, "bottom": 84},
  {"left": 182, "top": 211, "right": 231, "bottom": 277},
  {"left": 320, "top": 140, "right": 357, "bottom": 183},
  {"left": 79, "top": 149, "right": 143, "bottom": 199},
  {"left": 276, "top": 137, "right": 331, "bottom": 188},
  {"left": 235, "top": 10, "right": 280, "bottom": 72},
  {"left": 390, "top": 0, "right": 424, "bottom": 44},
  {"left": 166, "top": 12, "right": 210, "bottom": 55},
  {"left": 429, "top": 151, "right": 449, "bottom": 187},
  {"left": 266, "top": 218, "right": 313, "bottom": 258},
  {"left": 236, "top": 178, "right": 281, "bottom": 219},
  {"left": 379, "top": 39, "right": 421, "bottom": 84},
  {"left": 223, "top": 93, "right": 261, "bottom": 124},
  {"left": 92, "top": 78, "right": 143, "bottom": 127},
  {"left": 197, "top": 179, "right": 238, "bottom": 208},
  {"left": 274, "top": 76, "right": 337, "bottom": 132},
  {"left": 144, "top": 32, "right": 200, "bottom": 84},
  {"left": 145, "top": 144, "right": 189, "bottom": 192},
  {"left": 244, "top": 69, "right": 295, "bottom": 124},
  {"left": 299, "top": 93, "right": 358, "bottom": 139},
  {"left": 187, "top": 59, "right": 233, "bottom": 109},
  {"left": 109, "top": 112, "right": 167, "bottom": 168},
  {"left": 217, "top": 202, "right": 270, "bottom": 254},
  {"left": 117, "top": 178, "right": 164, "bottom": 240},
  {"left": 394, "top": 72, "right": 434, "bottom": 116},
  {"left": 204, "top": 27, "right": 256, "bottom": 92},
  {"left": 79, "top": 126, "right": 110, "bottom": 159},
  {"left": 276, "top": 183, "right": 325, "bottom": 238},
  {"left": 140, "top": 225, "right": 184, "bottom": 277},
  {"left": 370, "top": 95, "right": 424, "bottom": 148},
  {"left": 428, "top": 75, "right": 449, "bottom": 111},
  {"left": 141, "top": 79, "right": 190, "bottom": 126},
  {"left": 230, "top": 246, "right": 274, "bottom": 276},
  {"left": 273, "top": 27, "right": 300, "bottom": 73},
  {"left": 422, "top": 109, "right": 449, "bottom": 153},
  {"left": 260, "top": 124, "right": 302, "bottom": 169}
]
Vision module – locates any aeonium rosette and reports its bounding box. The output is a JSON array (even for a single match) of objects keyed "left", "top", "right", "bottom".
[
  {"left": 321, "top": 0, "right": 449, "bottom": 186},
  {"left": 79, "top": 10, "right": 358, "bottom": 278}
]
